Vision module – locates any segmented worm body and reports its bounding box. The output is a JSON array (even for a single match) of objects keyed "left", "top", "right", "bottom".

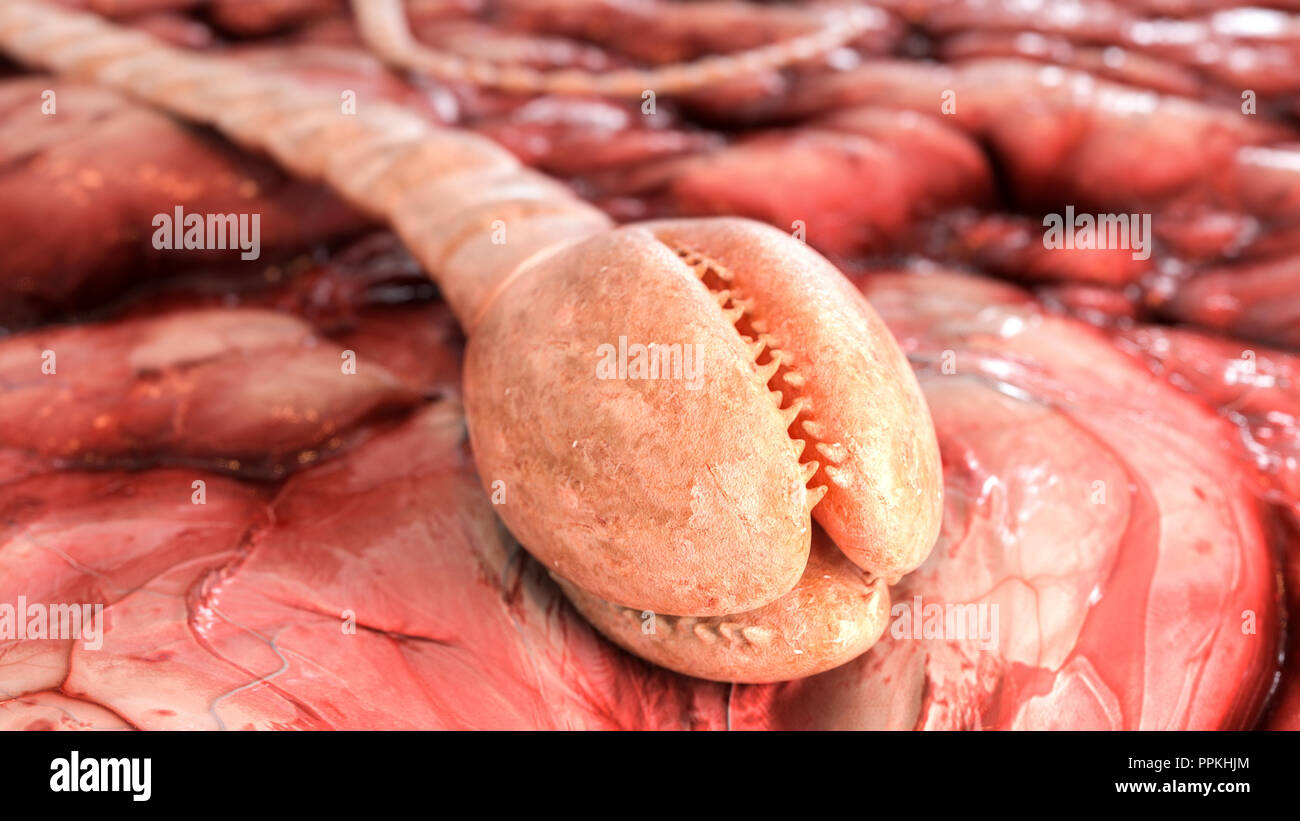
[
  {"left": 0, "top": 0, "right": 942, "bottom": 683},
  {"left": 353, "top": 0, "right": 882, "bottom": 97}
]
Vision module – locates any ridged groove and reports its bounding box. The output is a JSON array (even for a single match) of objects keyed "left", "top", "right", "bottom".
[
  {"left": 596, "top": 568, "right": 883, "bottom": 649},
  {"left": 670, "top": 243, "right": 842, "bottom": 508},
  {"left": 615, "top": 605, "right": 776, "bottom": 648}
]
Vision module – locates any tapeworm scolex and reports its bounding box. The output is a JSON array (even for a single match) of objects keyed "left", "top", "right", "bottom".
[{"left": 0, "top": 0, "right": 942, "bottom": 683}]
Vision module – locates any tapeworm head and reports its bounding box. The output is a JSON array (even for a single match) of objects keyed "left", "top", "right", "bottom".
[
  {"left": 464, "top": 216, "right": 942, "bottom": 634},
  {"left": 464, "top": 223, "right": 814, "bottom": 617}
]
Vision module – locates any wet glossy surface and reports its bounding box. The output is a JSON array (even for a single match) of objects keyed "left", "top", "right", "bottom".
[{"left": 1, "top": 0, "right": 1298, "bottom": 729}]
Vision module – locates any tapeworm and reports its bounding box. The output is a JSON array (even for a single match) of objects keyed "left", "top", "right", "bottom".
[
  {"left": 0, "top": 0, "right": 612, "bottom": 325},
  {"left": 352, "top": 0, "right": 882, "bottom": 97}
]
